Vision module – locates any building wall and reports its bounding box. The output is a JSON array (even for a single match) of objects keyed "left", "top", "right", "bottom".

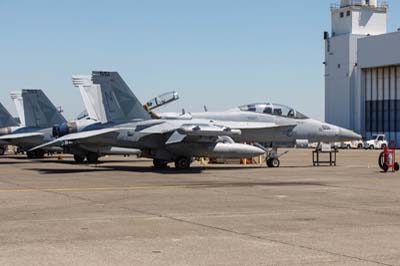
[
  {"left": 331, "top": 7, "right": 386, "bottom": 36},
  {"left": 357, "top": 31, "right": 400, "bottom": 145},
  {"left": 362, "top": 66, "right": 400, "bottom": 145},
  {"left": 358, "top": 31, "right": 400, "bottom": 68},
  {"left": 325, "top": 34, "right": 364, "bottom": 130}
]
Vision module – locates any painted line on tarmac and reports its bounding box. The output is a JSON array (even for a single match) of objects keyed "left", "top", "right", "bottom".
[{"left": 0, "top": 185, "right": 212, "bottom": 193}]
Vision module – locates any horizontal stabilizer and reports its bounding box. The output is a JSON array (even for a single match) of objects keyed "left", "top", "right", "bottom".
[
  {"left": 30, "top": 128, "right": 120, "bottom": 151},
  {"left": 0, "top": 132, "right": 44, "bottom": 143}
]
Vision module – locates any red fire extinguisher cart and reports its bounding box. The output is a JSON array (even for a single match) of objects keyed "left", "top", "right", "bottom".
[{"left": 379, "top": 141, "right": 400, "bottom": 173}]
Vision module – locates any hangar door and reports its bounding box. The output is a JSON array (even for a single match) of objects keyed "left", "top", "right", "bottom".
[{"left": 364, "top": 66, "right": 400, "bottom": 145}]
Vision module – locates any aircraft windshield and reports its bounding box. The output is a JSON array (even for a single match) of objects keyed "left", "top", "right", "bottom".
[{"left": 238, "top": 103, "right": 308, "bottom": 119}]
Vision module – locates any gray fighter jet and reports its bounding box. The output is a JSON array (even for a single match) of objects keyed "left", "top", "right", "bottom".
[
  {"left": 31, "top": 71, "right": 266, "bottom": 169},
  {"left": 163, "top": 103, "right": 361, "bottom": 167},
  {"left": 50, "top": 77, "right": 180, "bottom": 163},
  {"left": 32, "top": 71, "right": 361, "bottom": 169},
  {"left": 0, "top": 90, "right": 67, "bottom": 158},
  {"left": 0, "top": 102, "right": 19, "bottom": 155}
]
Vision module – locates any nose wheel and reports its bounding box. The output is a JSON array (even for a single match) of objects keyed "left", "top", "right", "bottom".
[{"left": 267, "top": 158, "right": 280, "bottom": 168}]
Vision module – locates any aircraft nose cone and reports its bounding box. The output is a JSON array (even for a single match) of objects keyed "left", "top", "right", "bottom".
[{"left": 338, "top": 128, "right": 362, "bottom": 141}]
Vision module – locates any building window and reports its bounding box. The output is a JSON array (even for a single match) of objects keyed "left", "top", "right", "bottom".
[
  {"left": 337, "top": 64, "right": 341, "bottom": 69},
  {"left": 340, "top": 12, "right": 344, "bottom": 18},
  {"left": 346, "top": 10, "right": 351, "bottom": 16}
]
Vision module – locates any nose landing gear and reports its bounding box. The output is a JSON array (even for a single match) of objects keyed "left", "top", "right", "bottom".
[
  {"left": 267, "top": 158, "right": 280, "bottom": 168},
  {"left": 253, "top": 143, "right": 288, "bottom": 168}
]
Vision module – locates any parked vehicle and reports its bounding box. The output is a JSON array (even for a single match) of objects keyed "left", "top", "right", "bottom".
[
  {"left": 341, "top": 140, "right": 364, "bottom": 149},
  {"left": 364, "top": 134, "right": 388, "bottom": 150}
]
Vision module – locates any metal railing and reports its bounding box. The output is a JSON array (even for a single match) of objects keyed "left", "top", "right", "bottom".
[{"left": 330, "top": 1, "right": 388, "bottom": 11}]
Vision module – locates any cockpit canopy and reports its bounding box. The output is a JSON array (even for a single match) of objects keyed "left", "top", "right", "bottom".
[{"left": 238, "top": 103, "right": 308, "bottom": 119}]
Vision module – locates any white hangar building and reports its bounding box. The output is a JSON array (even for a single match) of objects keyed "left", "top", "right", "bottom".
[{"left": 325, "top": 0, "right": 400, "bottom": 145}]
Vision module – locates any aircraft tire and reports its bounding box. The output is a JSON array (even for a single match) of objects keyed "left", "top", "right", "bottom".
[
  {"left": 175, "top": 157, "right": 191, "bottom": 170},
  {"left": 153, "top": 159, "right": 168, "bottom": 169},
  {"left": 35, "top": 149, "right": 46, "bottom": 159},
  {"left": 27, "top": 151, "right": 36, "bottom": 159},
  {"left": 86, "top": 152, "right": 99, "bottom": 164},
  {"left": 74, "top": 154, "right": 86, "bottom": 164},
  {"left": 0, "top": 146, "right": 5, "bottom": 156},
  {"left": 267, "top": 158, "right": 280, "bottom": 168}
]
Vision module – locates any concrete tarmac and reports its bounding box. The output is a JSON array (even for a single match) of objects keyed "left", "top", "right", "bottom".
[{"left": 0, "top": 149, "right": 399, "bottom": 266}]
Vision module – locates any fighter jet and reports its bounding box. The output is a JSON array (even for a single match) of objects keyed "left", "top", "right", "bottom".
[
  {"left": 50, "top": 77, "right": 179, "bottom": 163},
  {"left": 31, "top": 71, "right": 266, "bottom": 169},
  {"left": 170, "top": 103, "right": 361, "bottom": 167},
  {"left": 0, "top": 90, "right": 67, "bottom": 158},
  {"left": 33, "top": 71, "right": 361, "bottom": 168},
  {"left": 0, "top": 102, "right": 20, "bottom": 155}
]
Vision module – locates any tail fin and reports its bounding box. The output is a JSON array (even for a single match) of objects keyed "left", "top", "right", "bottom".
[
  {"left": 10, "top": 92, "right": 26, "bottom": 126},
  {"left": 11, "top": 90, "right": 67, "bottom": 128},
  {"left": 0, "top": 102, "right": 18, "bottom": 128},
  {"left": 72, "top": 75, "right": 106, "bottom": 122},
  {"left": 91, "top": 71, "right": 151, "bottom": 122}
]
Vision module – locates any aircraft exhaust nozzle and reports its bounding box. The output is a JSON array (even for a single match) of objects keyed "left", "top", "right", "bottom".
[{"left": 52, "top": 122, "right": 79, "bottom": 138}]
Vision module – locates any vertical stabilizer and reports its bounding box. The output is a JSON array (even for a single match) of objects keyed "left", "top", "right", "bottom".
[
  {"left": 10, "top": 92, "right": 26, "bottom": 126},
  {"left": 72, "top": 75, "right": 106, "bottom": 122},
  {"left": 17, "top": 90, "right": 67, "bottom": 128},
  {"left": 90, "top": 71, "right": 151, "bottom": 122},
  {"left": 0, "top": 102, "right": 18, "bottom": 128}
]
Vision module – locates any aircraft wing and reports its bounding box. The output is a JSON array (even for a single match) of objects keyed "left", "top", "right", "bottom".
[
  {"left": 212, "top": 121, "right": 296, "bottom": 130},
  {"left": 30, "top": 128, "right": 121, "bottom": 151},
  {"left": 164, "top": 124, "right": 242, "bottom": 145},
  {"left": 0, "top": 132, "right": 44, "bottom": 144}
]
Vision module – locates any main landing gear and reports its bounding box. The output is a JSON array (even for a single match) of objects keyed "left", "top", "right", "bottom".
[
  {"left": 153, "top": 159, "right": 169, "bottom": 170},
  {"left": 153, "top": 156, "right": 192, "bottom": 170},
  {"left": 27, "top": 149, "right": 46, "bottom": 159},
  {"left": 175, "top": 157, "right": 191, "bottom": 170},
  {"left": 73, "top": 152, "right": 100, "bottom": 164},
  {"left": 0, "top": 145, "right": 5, "bottom": 156}
]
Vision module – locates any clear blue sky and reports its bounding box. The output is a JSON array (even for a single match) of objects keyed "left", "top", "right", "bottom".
[{"left": 1, "top": 0, "right": 399, "bottom": 120}]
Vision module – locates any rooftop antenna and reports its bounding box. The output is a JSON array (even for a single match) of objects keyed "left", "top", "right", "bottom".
[{"left": 203, "top": 105, "right": 208, "bottom": 112}]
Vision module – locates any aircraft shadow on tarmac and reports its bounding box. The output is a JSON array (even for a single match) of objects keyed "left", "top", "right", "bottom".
[{"left": 25, "top": 165, "right": 257, "bottom": 175}]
